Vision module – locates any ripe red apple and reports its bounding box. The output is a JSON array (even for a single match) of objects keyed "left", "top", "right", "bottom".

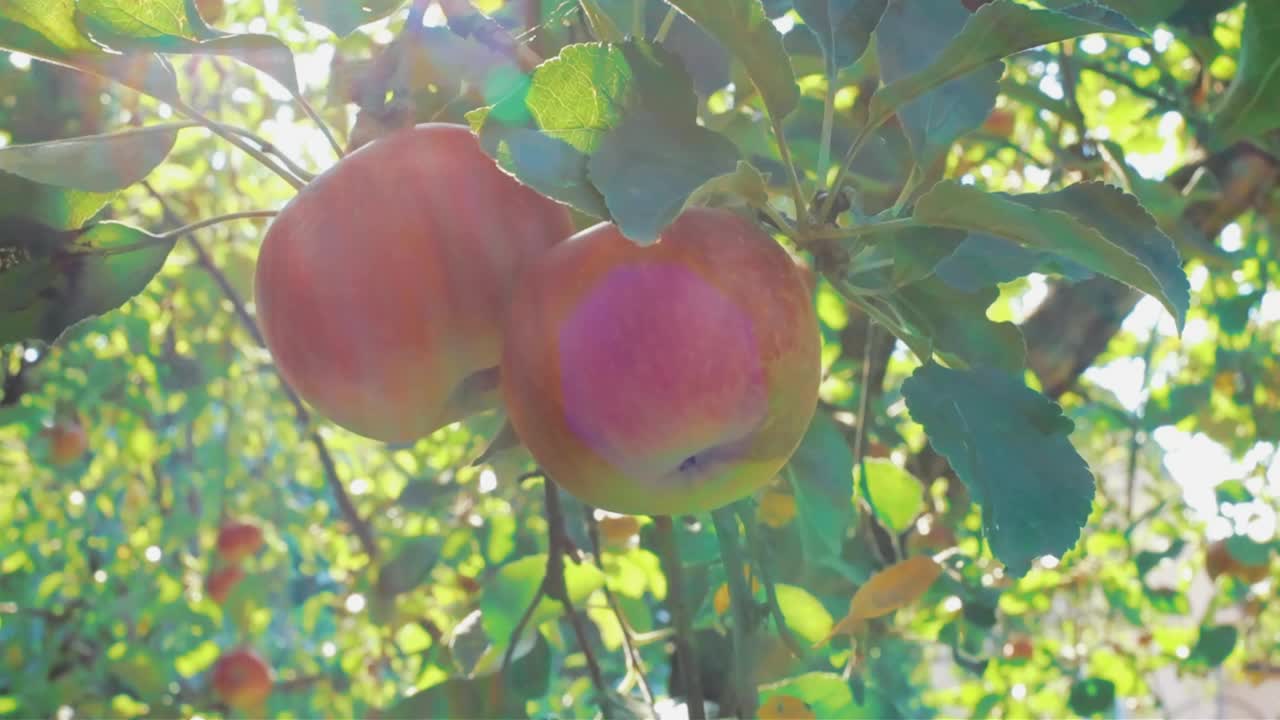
[
  {"left": 212, "top": 648, "right": 272, "bottom": 711},
  {"left": 44, "top": 422, "right": 88, "bottom": 466},
  {"left": 1002, "top": 635, "right": 1034, "bottom": 661},
  {"left": 216, "top": 522, "right": 264, "bottom": 564},
  {"left": 501, "top": 208, "right": 822, "bottom": 515},
  {"left": 981, "top": 109, "right": 1016, "bottom": 138},
  {"left": 254, "top": 123, "right": 573, "bottom": 442},
  {"left": 206, "top": 566, "right": 245, "bottom": 605},
  {"left": 1206, "top": 539, "right": 1270, "bottom": 584}
]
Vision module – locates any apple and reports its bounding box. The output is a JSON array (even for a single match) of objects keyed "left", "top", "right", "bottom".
[
  {"left": 254, "top": 123, "right": 573, "bottom": 442},
  {"left": 195, "top": 0, "right": 225, "bottom": 23},
  {"left": 44, "top": 422, "right": 88, "bottom": 466},
  {"left": 206, "top": 566, "right": 245, "bottom": 605},
  {"left": 981, "top": 108, "right": 1016, "bottom": 138},
  {"left": 1205, "top": 539, "right": 1270, "bottom": 584},
  {"left": 501, "top": 208, "right": 821, "bottom": 515},
  {"left": 212, "top": 648, "right": 272, "bottom": 711},
  {"left": 1002, "top": 635, "right": 1034, "bottom": 661},
  {"left": 216, "top": 522, "right": 264, "bottom": 564}
]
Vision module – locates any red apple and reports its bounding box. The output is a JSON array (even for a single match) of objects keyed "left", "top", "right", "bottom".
[
  {"left": 44, "top": 422, "right": 88, "bottom": 466},
  {"left": 501, "top": 208, "right": 822, "bottom": 515},
  {"left": 981, "top": 109, "right": 1016, "bottom": 138},
  {"left": 254, "top": 123, "right": 573, "bottom": 442},
  {"left": 212, "top": 648, "right": 272, "bottom": 711},
  {"left": 216, "top": 522, "right": 264, "bottom": 564},
  {"left": 1002, "top": 635, "right": 1034, "bottom": 661},
  {"left": 1206, "top": 539, "right": 1270, "bottom": 584},
  {"left": 206, "top": 566, "right": 245, "bottom": 605}
]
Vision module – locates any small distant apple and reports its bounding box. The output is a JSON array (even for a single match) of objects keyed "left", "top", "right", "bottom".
[
  {"left": 206, "top": 566, "right": 245, "bottom": 605},
  {"left": 212, "top": 647, "right": 272, "bottom": 711},
  {"left": 216, "top": 522, "right": 264, "bottom": 564},
  {"left": 44, "top": 422, "right": 88, "bottom": 466}
]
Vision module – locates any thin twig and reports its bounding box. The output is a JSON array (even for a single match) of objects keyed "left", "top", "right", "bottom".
[
  {"left": 437, "top": 0, "right": 544, "bottom": 71},
  {"left": 141, "top": 182, "right": 379, "bottom": 561},
  {"left": 542, "top": 480, "right": 607, "bottom": 693},
  {"left": 711, "top": 507, "right": 758, "bottom": 719},
  {"left": 159, "top": 210, "right": 278, "bottom": 241},
  {"left": 586, "top": 508, "right": 655, "bottom": 704},
  {"left": 653, "top": 516, "right": 706, "bottom": 720},
  {"left": 295, "top": 93, "right": 344, "bottom": 159},
  {"left": 201, "top": 120, "right": 317, "bottom": 182},
  {"left": 171, "top": 100, "right": 307, "bottom": 190},
  {"left": 654, "top": 7, "right": 678, "bottom": 43},
  {"left": 501, "top": 584, "right": 545, "bottom": 670},
  {"left": 772, "top": 115, "right": 811, "bottom": 237}
]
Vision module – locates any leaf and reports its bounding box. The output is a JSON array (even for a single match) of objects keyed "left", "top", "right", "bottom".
[
  {"left": 0, "top": 1, "right": 179, "bottom": 101},
  {"left": 662, "top": 0, "right": 799, "bottom": 118},
  {"left": 476, "top": 41, "right": 738, "bottom": 243},
  {"left": 75, "top": 0, "right": 301, "bottom": 94},
  {"left": 774, "top": 584, "right": 834, "bottom": 646},
  {"left": 785, "top": 412, "right": 856, "bottom": 569},
  {"left": 1186, "top": 625, "right": 1238, "bottom": 669},
  {"left": 479, "top": 554, "right": 605, "bottom": 652},
  {"left": 0, "top": 125, "right": 184, "bottom": 193},
  {"left": 382, "top": 633, "right": 546, "bottom": 719},
  {"left": 1134, "top": 539, "right": 1185, "bottom": 579},
  {"left": 1067, "top": 677, "right": 1115, "bottom": 717},
  {"left": 794, "top": 0, "right": 888, "bottom": 70},
  {"left": 914, "top": 181, "right": 1189, "bottom": 330},
  {"left": 876, "top": 0, "right": 1001, "bottom": 168},
  {"left": 297, "top": 0, "right": 407, "bottom": 37},
  {"left": 376, "top": 537, "right": 442, "bottom": 596},
  {"left": 845, "top": 226, "right": 965, "bottom": 292},
  {"left": 819, "top": 556, "right": 941, "bottom": 643},
  {"left": 856, "top": 459, "right": 924, "bottom": 534},
  {"left": 1, "top": 218, "right": 175, "bottom": 345},
  {"left": 869, "top": 1, "right": 1144, "bottom": 124},
  {"left": 934, "top": 232, "right": 1094, "bottom": 291},
  {"left": 758, "top": 674, "right": 852, "bottom": 719},
  {"left": 1040, "top": 0, "right": 1187, "bottom": 27},
  {"left": 901, "top": 363, "right": 1096, "bottom": 576},
  {"left": 1212, "top": 0, "right": 1280, "bottom": 144},
  {"left": 884, "top": 276, "right": 1027, "bottom": 372}
]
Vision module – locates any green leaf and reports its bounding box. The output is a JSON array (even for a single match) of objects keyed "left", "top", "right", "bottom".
[
  {"left": 869, "top": 0, "right": 1144, "bottom": 124},
  {"left": 75, "top": 0, "right": 301, "bottom": 94},
  {"left": 1186, "top": 625, "right": 1237, "bottom": 669},
  {"left": 785, "top": 412, "right": 856, "bottom": 569},
  {"left": 914, "top": 181, "right": 1189, "bottom": 330},
  {"left": 0, "top": 125, "right": 183, "bottom": 193},
  {"left": 0, "top": 2, "right": 179, "bottom": 101},
  {"left": 376, "top": 536, "right": 442, "bottom": 596},
  {"left": 1040, "top": 0, "right": 1187, "bottom": 27},
  {"left": 1225, "top": 534, "right": 1272, "bottom": 566},
  {"left": 297, "top": 0, "right": 407, "bottom": 37},
  {"left": 934, "top": 233, "right": 1094, "bottom": 291},
  {"left": 876, "top": 0, "right": 1001, "bottom": 168},
  {"left": 758, "top": 672, "right": 891, "bottom": 719},
  {"left": 476, "top": 41, "right": 738, "bottom": 243},
  {"left": 856, "top": 458, "right": 924, "bottom": 534},
  {"left": 382, "top": 634, "right": 546, "bottom": 719},
  {"left": 845, "top": 226, "right": 965, "bottom": 292},
  {"left": 662, "top": 0, "right": 799, "bottom": 118},
  {"left": 901, "top": 363, "right": 1095, "bottom": 576},
  {"left": 1134, "top": 539, "right": 1185, "bottom": 579},
  {"left": 479, "top": 553, "right": 605, "bottom": 651},
  {"left": 1212, "top": 0, "right": 1280, "bottom": 144},
  {"left": 1068, "top": 677, "right": 1115, "bottom": 717},
  {"left": 885, "top": 276, "right": 1027, "bottom": 373},
  {"left": 1, "top": 218, "right": 175, "bottom": 345},
  {"left": 794, "top": 0, "right": 888, "bottom": 70},
  {"left": 775, "top": 584, "right": 834, "bottom": 645}
]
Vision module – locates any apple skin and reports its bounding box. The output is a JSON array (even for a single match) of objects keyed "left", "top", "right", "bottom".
[
  {"left": 254, "top": 123, "right": 573, "bottom": 442},
  {"left": 501, "top": 208, "right": 821, "bottom": 516},
  {"left": 216, "top": 522, "right": 264, "bottom": 564},
  {"left": 1206, "top": 539, "right": 1270, "bottom": 584},
  {"left": 206, "top": 566, "right": 244, "bottom": 605},
  {"left": 212, "top": 648, "right": 272, "bottom": 711},
  {"left": 45, "top": 422, "right": 88, "bottom": 466}
]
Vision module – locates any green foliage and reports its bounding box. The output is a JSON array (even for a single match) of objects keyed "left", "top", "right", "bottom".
[{"left": 1, "top": 0, "right": 1278, "bottom": 718}]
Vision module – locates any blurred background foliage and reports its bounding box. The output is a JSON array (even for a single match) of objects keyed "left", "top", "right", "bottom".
[{"left": 1, "top": 1, "right": 1278, "bottom": 718}]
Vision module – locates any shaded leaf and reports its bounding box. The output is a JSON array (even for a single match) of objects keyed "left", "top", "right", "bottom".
[
  {"left": 0, "top": 125, "right": 183, "bottom": 193},
  {"left": 662, "top": 0, "right": 799, "bottom": 118},
  {"left": 1, "top": 218, "right": 174, "bottom": 345},
  {"left": 914, "top": 181, "right": 1189, "bottom": 329},
  {"left": 1212, "top": 0, "right": 1280, "bottom": 144},
  {"left": 901, "top": 363, "right": 1095, "bottom": 576},
  {"left": 1186, "top": 625, "right": 1237, "bottom": 669},
  {"left": 785, "top": 412, "right": 856, "bottom": 568},
  {"left": 876, "top": 0, "right": 1001, "bottom": 168},
  {"left": 376, "top": 537, "right": 442, "bottom": 596},
  {"left": 794, "top": 0, "right": 888, "bottom": 70},
  {"left": 297, "top": 0, "right": 407, "bottom": 37},
  {"left": 869, "top": 1, "right": 1143, "bottom": 124},
  {"left": 885, "top": 276, "right": 1027, "bottom": 372},
  {"left": 1068, "top": 677, "right": 1115, "bottom": 716},
  {"left": 934, "top": 232, "right": 1094, "bottom": 291}
]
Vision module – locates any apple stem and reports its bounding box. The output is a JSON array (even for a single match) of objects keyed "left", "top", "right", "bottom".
[
  {"left": 711, "top": 507, "right": 759, "bottom": 719},
  {"left": 654, "top": 515, "right": 707, "bottom": 720}
]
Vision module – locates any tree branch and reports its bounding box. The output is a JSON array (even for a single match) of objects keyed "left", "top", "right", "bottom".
[
  {"left": 141, "top": 182, "right": 380, "bottom": 561},
  {"left": 654, "top": 515, "right": 707, "bottom": 720}
]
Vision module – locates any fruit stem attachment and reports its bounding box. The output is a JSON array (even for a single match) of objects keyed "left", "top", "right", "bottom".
[
  {"left": 711, "top": 507, "right": 759, "bottom": 719},
  {"left": 772, "top": 115, "right": 811, "bottom": 239},
  {"left": 653, "top": 516, "right": 707, "bottom": 720},
  {"left": 159, "top": 210, "right": 278, "bottom": 241}
]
